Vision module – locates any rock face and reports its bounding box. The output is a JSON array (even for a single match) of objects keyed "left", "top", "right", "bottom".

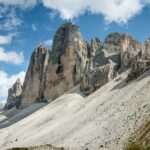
[
  {"left": 127, "top": 60, "right": 150, "bottom": 81},
  {"left": 20, "top": 23, "right": 89, "bottom": 107},
  {"left": 81, "top": 33, "right": 122, "bottom": 95},
  {"left": 127, "top": 38, "right": 150, "bottom": 81},
  {"left": 80, "top": 41, "right": 120, "bottom": 95},
  {"left": 43, "top": 23, "right": 89, "bottom": 101},
  {"left": 120, "top": 34, "right": 143, "bottom": 71},
  {"left": 80, "top": 33, "right": 149, "bottom": 95},
  {"left": 144, "top": 38, "right": 150, "bottom": 59},
  {"left": 18, "top": 23, "right": 150, "bottom": 107},
  {"left": 21, "top": 45, "right": 49, "bottom": 107},
  {"left": 5, "top": 79, "right": 22, "bottom": 109}
]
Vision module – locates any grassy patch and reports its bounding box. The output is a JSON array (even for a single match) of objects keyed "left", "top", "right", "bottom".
[
  {"left": 7, "top": 144, "right": 65, "bottom": 150},
  {"left": 125, "top": 119, "right": 150, "bottom": 150},
  {"left": 125, "top": 144, "right": 150, "bottom": 150}
]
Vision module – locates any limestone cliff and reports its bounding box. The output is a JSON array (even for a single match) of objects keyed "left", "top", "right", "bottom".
[
  {"left": 5, "top": 79, "right": 22, "bottom": 109},
  {"left": 80, "top": 33, "right": 147, "bottom": 95},
  {"left": 43, "top": 23, "right": 89, "bottom": 101},
  {"left": 18, "top": 23, "right": 150, "bottom": 107},
  {"left": 81, "top": 33, "right": 122, "bottom": 95},
  {"left": 20, "top": 23, "right": 89, "bottom": 107},
  {"left": 21, "top": 45, "right": 49, "bottom": 107},
  {"left": 127, "top": 38, "right": 150, "bottom": 81}
]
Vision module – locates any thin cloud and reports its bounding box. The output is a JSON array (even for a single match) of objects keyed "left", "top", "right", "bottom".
[
  {"left": 0, "top": 33, "right": 17, "bottom": 45},
  {"left": 0, "top": 47, "right": 24, "bottom": 65},
  {"left": 0, "top": 35, "right": 12, "bottom": 45},
  {"left": 0, "top": 6, "right": 22, "bottom": 31},
  {"left": 1, "top": 0, "right": 149, "bottom": 25},
  {"left": 0, "top": 0, "right": 37, "bottom": 32},
  {"left": 0, "top": 0, "right": 38, "bottom": 9},
  {"left": 49, "top": 10, "right": 58, "bottom": 19},
  {"left": 32, "top": 24, "right": 37, "bottom": 31},
  {"left": 44, "top": 39, "right": 53, "bottom": 47}
]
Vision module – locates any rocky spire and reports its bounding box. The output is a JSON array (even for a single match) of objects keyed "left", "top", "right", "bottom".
[
  {"left": 80, "top": 33, "right": 146, "bottom": 95},
  {"left": 21, "top": 44, "right": 49, "bottom": 107},
  {"left": 5, "top": 78, "right": 22, "bottom": 109},
  {"left": 18, "top": 23, "right": 150, "bottom": 107},
  {"left": 104, "top": 32, "right": 122, "bottom": 45},
  {"left": 20, "top": 23, "right": 89, "bottom": 108}
]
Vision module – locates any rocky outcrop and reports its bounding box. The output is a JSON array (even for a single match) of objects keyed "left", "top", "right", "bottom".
[
  {"left": 80, "top": 33, "right": 150, "bottom": 95},
  {"left": 105, "top": 32, "right": 122, "bottom": 45},
  {"left": 21, "top": 45, "right": 49, "bottom": 107},
  {"left": 5, "top": 79, "right": 22, "bottom": 109},
  {"left": 120, "top": 34, "right": 143, "bottom": 71},
  {"left": 80, "top": 33, "right": 120, "bottom": 95},
  {"left": 43, "top": 23, "right": 89, "bottom": 102},
  {"left": 144, "top": 38, "right": 150, "bottom": 59},
  {"left": 20, "top": 23, "right": 89, "bottom": 107},
  {"left": 127, "top": 38, "right": 150, "bottom": 81},
  {"left": 127, "top": 60, "right": 150, "bottom": 81},
  {"left": 81, "top": 33, "right": 122, "bottom": 95},
  {"left": 80, "top": 64, "right": 116, "bottom": 95},
  {"left": 18, "top": 23, "right": 150, "bottom": 107}
]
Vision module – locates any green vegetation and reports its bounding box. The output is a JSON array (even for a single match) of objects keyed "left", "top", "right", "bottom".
[
  {"left": 125, "top": 119, "right": 150, "bottom": 150},
  {"left": 7, "top": 144, "right": 64, "bottom": 150},
  {"left": 9, "top": 148, "right": 28, "bottom": 150},
  {"left": 125, "top": 144, "right": 150, "bottom": 150}
]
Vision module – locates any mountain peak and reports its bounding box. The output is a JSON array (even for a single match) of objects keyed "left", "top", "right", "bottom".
[
  {"left": 61, "top": 22, "right": 79, "bottom": 28},
  {"left": 5, "top": 78, "right": 22, "bottom": 109},
  {"left": 5, "top": 23, "right": 150, "bottom": 108},
  {"left": 20, "top": 23, "right": 88, "bottom": 108}
]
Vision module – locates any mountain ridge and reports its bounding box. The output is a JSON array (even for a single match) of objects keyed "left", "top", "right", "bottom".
[
  {"left": 4, "top": 23, "right": 150, "bottom": 109},
  {"left": 1, "top": 23, "right": 150, "bottom": 150}
]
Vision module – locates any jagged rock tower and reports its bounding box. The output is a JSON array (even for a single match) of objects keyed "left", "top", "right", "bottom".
[
  {"left": 18, "top": 22, "right": 150, "bottom": 108},
  {"left": 20, "top": 23, "right": 89, "bottom": 107},
  {"left": 5, "top": 79, "right": 22, "bottom": 109}
]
